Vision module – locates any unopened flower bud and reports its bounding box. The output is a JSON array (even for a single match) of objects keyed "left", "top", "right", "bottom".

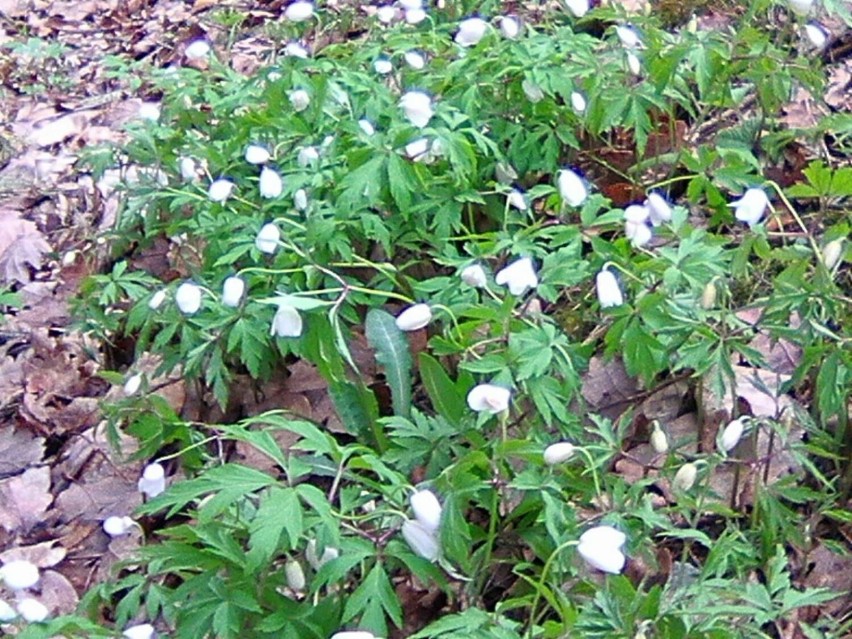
[
  {"left": 672, "top": 462, "right": 697, "bottom": 492},
  {"left": 650, "top": 421, "right": 668, "bottom": 454},
  {"left": 701, "top": 280, "right": 717, "bottom": 309},
  {"left": 822, "top": 239, "right": 844, "bottom": 270},
  {"left": 285, "top": 560, "right": 306, "bottom": 591},
  {"left": 543, "top": 442, "right": 575, "bottom": 465}
]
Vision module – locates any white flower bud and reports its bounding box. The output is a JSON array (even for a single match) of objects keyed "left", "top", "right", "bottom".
[
  {"left": 285, "top": 560, "right": 306, "bottom": 591},
  {"left": 138, "top": 463, "right": 166, "bottom": 498},
  {"left": 208, "top": 179, "right": 234, "bottom": 203},
  {"left": 123, "top": 623, "right": 155, "bottom": 639},
  {"left": 571, "top": 91, "right": 586, "bottom": 113},
  {"left": 787, "top": 0, "right": 813, "bottom": 15},
  {"left": 123, "top": 373, "right": 142, "bottom": 396},
  {"left": 461, "top": 264, "right": 487, "bottom": 288},
  {"left": 398, "top": 0, "right": 421, "bottom": 8},
  {"left": 672, "top": 463, "right": 697, "bottom": 493},
  {"left": 645, "top": 192, "right": 672, "bottom": 225},
  {"left": 289, "top": 89, "right": 311, "bottom": 112},
  {"left": 16, "top": 598, "right": 48, "bottom": 623},
  {"left": 1, "top": 560, "right": 39, "bottom": 590},
  {"left": 358, "top": 119, "right": 375, "bottom": 136},
  {"left": 522, "top": 80, "right": 544, "bottom": 103},
  {"left": 822, "top": 238, "right": 844, "bottom": 270},
  {"left": 650, "top": 422, "right": 668, "bottom": 454},
  {"left": 178, "top": 156, "right": 197, "bottom": 181},
  {"left": 595, "top": 269, "right": 624, "bottom": 308},
  {"left": 499, "top": 16, "right": 520, "bottom": 39},
  {"left": 270, "top": 304, "right": 303, "bottom": 338},
  {"left": 495, "top": 257, "right": 538, "bottom": 295},
  {"left": 294, "top": 188, "right": 308, "bottom": 211},
  {"left": 410, "top": 490, "right": 442, "bottom": 532},
  {"left": 103, "top": 515, "right": 136, "bottom": 537},
  {"left": 285, "top": 41, "right": 309, "bottom": 58},
  {"left": 405, "top": 138, "right": 430, "bottom": 161},
  {"left": 185, "top": 40, "right": 211, "bottom": 60},
  {"left": 245, "top": 144, "right": 271, "bottom": 165},
  {"left": 625, "top": 220, "right": 652, "bottom": 247},
  {"left": 627, "top": 52, "right": 642, "bottom": 76},
  {"left": 401, "top": 519, "right": 439, "bottom": 561},
  {"left": 399, "top": 91, "right": 434, "bottom": 128},
  {"left": 564, "top": 0, "right": 589, "bottom": 17},
  {"left": 730, "top": 188, "right": 769, "bottom": 227},
  {"left": 305, "top": 540, "right": 339, "bottom": 571},
  {"left": 395, "top": 303, "right": 432, "bottom": 332},
  {"left": 543, "top": 442, "right": 575, "bottom": 465},
  {"left": 616, "top": 25, "right": 642, "bottom": 48},
  {"left": 507, "top": 189, "right": 528, "bottom": 211},
  {"left": 804, "top": 22, "right": 828, "bottom": 48},
  {"left": 455, "top": 17, "right": 488, "bottom": 46},
  {"left": 284, "top": 1, "right": 314, "bottom": 21},
  {"left": 577, "top": 525, "right": 627, "bottom": 574},
  {"left": 149, "top": 289, "right": 167, "bottom": 310},
  {"left": 466, "top": 383, "right": 511, "bottom": 414},
  {"left": 557, "top": 169, "right": 587, "bottom": 207},
  {"left": 255, "top": 223, "right": 280, "bottom": 254},
  {"left": 175, "top": 282, "right": 202, "bottom": 315},
  {"left": 404, "top": 7, "right": 426, "bottom": 23},
  {"left": 373, "top": 57, "right": 393, "bottom": 74},
  {"left": 701, "top": 280, "right": 717, "bottom": 309},
  {"left": 221, "top": 276, "right": 245, "bottom": 307},
  {"left": 297, "top": 146, "right": 319, "bottom": 167},
  {"left": 719, "top": 417, "right": 746, "bottom": 453},
  {"left": 259, "top": 166, "right": 283, "bottom": 198},
  {"left": 376, "top": 5, "right": 396, "bottom": 22}
]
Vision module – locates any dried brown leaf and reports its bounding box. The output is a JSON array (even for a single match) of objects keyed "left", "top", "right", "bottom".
[{"left": 0, "top": 466, "right": 53, "bottom": 533}]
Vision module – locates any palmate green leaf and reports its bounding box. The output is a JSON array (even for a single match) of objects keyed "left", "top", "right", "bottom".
[
  {"left": 622, "top": 319, "right": 666, "bottom": 386},
  {"left": 365, "top": 308, "right": 412, "bottom": 418},
  {"left": 246, "top": 487, "right": 303, "bottom": 572},
  {"left": 387, "top": 151, "right": 418, "bottom": 212},
  {"left": 341, "top": 562, "right": 402, "bottom": 635}
]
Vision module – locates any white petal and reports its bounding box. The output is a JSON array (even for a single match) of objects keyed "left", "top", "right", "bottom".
[
  {"left": 298, "top": 146, "right": 320, "bottom": 167},
  {"left": 400, "top": 91, "right": 434, "bottom": 128},
  {"left": 719, "top": 417, "right": 745, "bottom": 452},
  {"left": 522, "top": 79, "right": 544, "bottom": 103},
  {"left": 255, "top": 223, "right": 281, "bottom": 254},
  {"left": 395, "top": 303, "right": 432, "bottom": 331},
  {"left": 495, "top": 257, "right": 538, "bottom": 295},
  {"left": 499, "top": 16, "right": 520, "bottom": 39},
  {"left": 507, "top": 189, "right": 528, "bottom": 211},
  {"left": 0, "top": 599, "right": 16, "bottom": 621},
  {"left": 731, "top": 188, "right": 768, "bottom": 226},
  {"left": 557, "top": 169, "right": 587, "bottom": 207},
  {"left": 294, "top": 188, "right": 308, "bottom": 211},
  {"left": 804, "top": 22, "right": 828, "bottom": 48},
  {"left": 185, "top": 40, "right": 211, "bottom": 60},
  {"left": 331, "top": 632, "right": 376, "bottom": 639},
  {"left": 103, "top": 516, "right": 135, "bottom": 537},
  {"left": 123, "top": 624, "right": 155, "bottom": 639},
  {"left": 455, "top": 17, "right": 488, "bottom": 47},
  {"left": 175, "top": 282, "right": 202, "bottom": 314},
  {"left": 358, "top": 119, "right": 376, "bottom": 135},
  {"left": 627, "top": 52, "right": 641, "bottom": 76},
  {"left": 374, "top": 57, "right": 393, "bottom": 74},
  {"left": 284, "top": 1, "right": 314, "bottom": 21},
  {"left": 466, "top": 383, "right": 511, "bottom": 413},
  {"left": 376, "top": 5, "right": 397, "bottom": 22},
  {"left": 208, "top": 179, "right": 234, "bottom": 203},
  {"left": 564, "top": 0, "right": 589, "bottom": 17},
  {"left": 410, "top": 490, "right": 442, "bottom": 532},
  {"left": 245, "top": 144, "right": 271, "bottom": 164},
  {"left": 285, "top": 560, "right": 306, "bottom": 591},
  {"left": 595, "top": 269, "right": 623, "bottom": 308},
  {"left": 259, "top": 166, "right": 283, "bottom": 198},
  {"left": 645, "top": 192, "right": 672, "bottom": 225},
  {"left": 404, "top": 50, "right": 426, "bottom": 69},
  {"left": 138, "top": 463, "right": 166, "bottom": 498},
  {"left": 672, "top": 463, "right": 697, "bottom": 492},
  {"left": 1, "top": 560, "right": 39, "bottom": 590},
  {"left": 290, "top": 89, "right": 311, "bottom": 112},
  {"left": 788, "top": 0, "right": 813, "bottom": 15},
  {"left": 401, "top": 519, "right": 440, "bottom": 561},
  {"left": 577, "top": 525, "right": 627, "bottom": 574},
  {"left": 148, "top": 289, "right": 167, "bottom": 310},
  {"left": 123, "top": 373, "right": 142, "bottom": 396},
  {"left": 404, "top": 8, "right": 426, "bottom": 23},
  {"left": 221, "top": 276, "right": 245, "bottom": 307},
  {"left": 405, "top": 138, "right": 430, "bottom": 161},
  {"left": 271, "top": 304, "right": 303, "bottom": 337},
  {"left": 571, "top": 91, "right": 586, "bottom": 113},
  {"left": 616, "top": 25, "right": 641, "bottom": 48},
  {"left": 460, "top": 264, "right": 487, "bottom": 288},
  {"left": 625, "top": 220, "right": 652, "bottom": 247},
  {"left": 543, "top": 442, "right": 575, "bottom": 465},
  {"left": 285, "top": 41, "right": 309, "bottom": 58},
  {"left": 16, "top": 598, "right": 48, "bottom": 623}
]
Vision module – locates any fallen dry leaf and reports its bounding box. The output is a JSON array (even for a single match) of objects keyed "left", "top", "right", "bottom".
[
  {"left": 0, "top": 466, "right": 53, "bottom": 533},
  {"left": 0, "top": 540, "right": 66, "bottom": 567},
  {"left": 0, "top": 426, "right": 45, "bottom": 477},
  {"left": 0, "top": 209, "right": 52, "bottom": 285}
]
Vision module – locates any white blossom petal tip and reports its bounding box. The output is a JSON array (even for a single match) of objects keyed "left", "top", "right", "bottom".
[
  {"left": 410, "top": 489, "right": 442, "bottom": 532},
  {"left": 595, "top": 269, "right": 624, "bottom": 308},
  {"left": 401, "top": 518, "right": 440, "bottom": 561},
  {"left": 466, "top": 383, "right": 511, "bottom": 414},
  {"left": 730, "top": 188, "right": 769, "bottom": 227},
  {"left": 395, "top": 303, "right": 432, "bottom": 331},
  {"left": 557, "top": 169, "right": 588, "bottom": 207},
  {"left": 495, "top": 257, "right": 538, "bottom": 295},
  {"left": 577, "top": 525, "right": 627, "bottom": 574}
]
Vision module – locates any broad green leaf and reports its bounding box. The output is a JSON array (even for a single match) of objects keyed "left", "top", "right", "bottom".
[
  {"left": 365, "top": 308, "right": 412, "bottom": 418},
  {"left": 418, "top": 353, "right": 465, "bottom": 425}
]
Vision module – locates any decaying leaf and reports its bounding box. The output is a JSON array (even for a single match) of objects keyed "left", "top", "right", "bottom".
[{"left": 0, "top": 466, "right": 53, "bottom": 533}]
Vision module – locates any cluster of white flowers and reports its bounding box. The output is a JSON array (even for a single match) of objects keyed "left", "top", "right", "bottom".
[{"left": 0, "top": 559, "right": 49, "bottom": 623}]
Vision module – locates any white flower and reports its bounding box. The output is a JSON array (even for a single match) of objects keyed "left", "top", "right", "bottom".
[
  {"left": 627, "top": 52, "right": 641, "bottom": 76},
  {"left": 0, "top": 599, "right": 16, "bottom": 621},
  {"left": 103, "top": 515, "right": 136, "bottom": 537},
  {"left": 305, "top": 540, "right": 339, "bottom": 571},
  {"left": 179, "top": 156, "right": 197, "bottom": 180},
  {"left": 285, "top": 560, "right": 306, "bottom": 591},
  {"left": 298, "top": 146, "right": 320, "bottom": 167},
  {"left": 595, "top": 269, "right": 623, "bottom": 308},
  {"left": 400, "top": 91, "right": 434, "bottom": 128},
  {"left": 625, "top": 219, "right": 652, "bottom": 247},
  {"left": 645, "top": 192, "right": 672, "bottom": 225},
  {"left": 290, "top": 89, "right": 311, "bottom": 112},
  {"left": 616, "top": 25, "right": 641, "bottom": 48},
  {"left": 405, "top": 8, "right": 426, "bottom": 24},
  {"left": 701, "top": 280, "right": 717, "bottom": 309},
  {"left": 564, "top": 0, "right": 589, "bottom": 17},
  {"left": 404, "top": 50, "right": 425, "bottom": 69},
  {"left": 467, "top": 383, "right": 511, "bottom": 414},
  {"left": 149, "top": 289, "right": 167, "bottom": 310},
  {"left": 410, "top": 490, "right": 442, "bottom": 532},
  {"left": 294, "top": 188, "right": 308, "bottom": 211},
  {"left": 285, "top": 41, "right": 309, "bottom": 58},
  {"left": 376, "top": 5, "right": 397, "bottom": 23},
  {"left": 577, "top": 525, "right": 627, "bottom": 574},
  {"left": 495, "top": 257, "right": 538, "bottom": 295},
  {"left": 221, "top": 276, "right": 245, "bottom": 307},
  {"left": 208, "top": 179, "right": 234, "bottom": 203},
  {"left": 1, "top": 560, "right": 39, "bottom": 590},
  {"left": 672, "top": 463, "right": 697, "bottom": 493},
  {"left": 175, "top": 282, "right": 202, "bottom": 314},
  {"left": 461, "top": 264, "right": 487, "bottom": 288},
  {"left": 650, "top": 422, "right": 668, "bottom": 454},
  {"left": 522, "top": 79, "right": 544, "bottom": 103},
  {"left": 123, "top": 624, "right": 155, "bottom": 639},
  {"left": 374, "top": 57, "right": 393, "bottom": 74},
  {"left": 405, "top": 137, "right": 430, "bottom": 161},
  {"left": 245, "top": 144, "right": 271, "bottom": 165},
  {"left": 787, "top": 0, "right": 813, "bottom": 15},
  {"left": 499, "top": 16, "right": 520, "bottom": 38},
  {"left": 730, "top": 188, "right": 769, "bottom": 226},
  {"left": 270, "top": 304, "right": 303, "bottom": 337},
  {"left": 399, "top": 0, "right": 421, "bottom": 8},
  {"left": 507, "top": 189, "right": 528, "bottom": 211},
  {"left": 16, "top": 598, "right": 48, "bottom": 623},
  {"left": 138, "top": 102, "right": 160, "bottom": 121},
  {"left": 185, "top": 39, "right": 211, "bottom": 60},
  {"left": 719, "top": 417, "right": 745, "bottom": 453},
  {"left": 358, "top": 119, "right": 375, "bottom": 136},
  {"left": 284, "top": 1, "right": 314, "bottom": 21},
  {"left": 138, "top": 463, "right": 166, "bottom": 498},
  {"left": 395, "top": 303, "right": 432, "bottom": 331},
  {"left": 571, "top": 91, "right": 586, "bottom": 113},
  {"left": 558, "top": 169, "right": 587, "bottom": 207},
  {"left": 123, "top": 373, "right": 142, "bottom": 396},
  {"left": 543, "top": 442, "right": 575, "bottom": 465},
  {"left": 331, "top": 632, "right": 377, "bottom": 639},
  {"left": 258, "top": 166, "right": 283, "bottom": 198},
  {"left": 455, "top": 17, "right": 488, "bottom": 46},
  {"left": 822, "top": 238, "right": 844, "bottom": 270},
  {"left": 401, "top": 519, "right": 440, "bottom": 561},
  {"left": 624, "top": 204, "right": 649, "bottom": 224},
  {"left": 804, "top": 22, "right": 828, "bottom": 48},
  {"left": 255, "top": 223, "right": 280, "bottom": 254}
]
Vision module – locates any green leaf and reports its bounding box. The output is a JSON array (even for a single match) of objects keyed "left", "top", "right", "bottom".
[
  {"left": 365, "top": 308, "right": 412, "bottom": 417},
  {"left": 246, "top": 487, "right": 303, "bottom": 572},
  {"left": 418, "top": 353, "right": 465, "bottom": 425}
]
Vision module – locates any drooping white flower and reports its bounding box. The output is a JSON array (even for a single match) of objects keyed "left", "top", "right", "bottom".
[
  {"left": 410, "top": 490, "right": 442, "bottom": 532},
  {"left": 543, "top": 442, "right": 575, "bottom": 465},
  {"left": 297, "top": 146, "right": 320, "bottom": 167},
  {"left": 822, "top": 238, "right": 844, "bottom": 270},
  {"left": 103, "top": 515, "right": 136, "bottom": 537},
  {"left": 284, "top": 1, "right": 314, "bottom": 21},
  {"left": 400, "top": 91, "right": 434, "bottom": 128},
  {"left": 804, "top": 22, "right": 828, "bottom": 48},
  {"left": 627, "top": 52, "right": 642, "bottom": 76},
  {"left": 395, "top": 303, "right": 432, "bottom": 331},
  {"left": 405, "top": 137, "right": 430, "bottom": 161},
  {"left": 645, "top": 192, "right": 672, "bottom": 225},
  {"left": 255, "top": 223, "right": 280, "bottom": 254},
  {"left": 507, "top": 189, "right": 528, "bottom": 211},
  {"left": 558, "top": 169, "right": 587, "bottom": 207},
  {"left": 461, "top": 264, "right": 487, "bottom": 288},
  {"left": 672, "top": 462, "right": 697, "bottom": 493},
  {"left": 123, "top": 373, "right": 142, "bottom": 396},
  {"left": 208, "top": 179, "right": 234, "bottom": 203},
  {"left": 289, "top": 89, "right": 311, "bottom": 112},
  {"left": 175, "top": 282, "right": 202, "bottom": 314},
  {"left": 16, "top": 598, "right": 48, "bottom": 623},
  {"left": 245, "top": 144, "right": 271, "bottom": 165},
  {"left": 401, "top": 519, "right": 440, "bottom": 561},
  {"left": 0, "top": 599, "right": 16, "bottom": 621},
  {"left": 270, "top": 303, "right": 303, "bottom": 337},
  {"left": 499, "top": 16, "right": 520, "bottom": 38},
  {"left": 285, "top": 41, "right": 309, "bottom": 58},
  {"left": 285, "top": 560, "right": 306, "bottom": 591},
  {"left": 625, "top": 219, "right": 652, "bottom": 247},
  {"left": 185, "top": 39, "right": 211, "bottom": 60},
  {"left": 259, "top": 166, "right": 283, "bottom": 198},
  {"left": 522, "top": 79, "right": 544, "bottom": 103},
  {"left": 730, "top": 188, "right": 769, "bottom": 227},
  {"left": 404, "top": 7, "right": 426, "bottom": 23},
  {"left": 305, "top": 540, "right": 339, "bottom": 571},
  {"left": 787, "top": 0, "right": 813, "bottom": 15},
  {"left": 624, "top": 204, "right": 650, "bottom": 224},
  {"left": 595, "top": 269, "right": 624, "bottom": 308},
  {"left": 719, "top": 417, "right": 746, "bottom": 453},
  {"left": 149, "top": 289, "right": 167, "bottom": 310},
  {"left": 221, "top": 276, "right": 245, "bottom": 307},
  {"left": 404, "top": 50, "right": 426, "bottom": 69},
  {"left": 358, "top": 119, "right": 375, "bottom": 136},
  {"left": 571, "top": 91, "right": 586, "bottom": 113},
  {"left": 178, "top": 156, "right": 197, "bottom": 181},
  {"left": 455, "top": 17, "right": 488, "bottom": 46},
  {"left": 138, "top": 463, "right": 166, "bottom": 498},
  {"left": 495, "top": 257, "right": 538, "bottom": 295},
  {"left": 294, "top": 188, "right": 308, "bottom": 211},
  {"left": 577, "top": 525, "right": 627, "bottom": 574},
  {"left": 564, "top": 0, "right": 589, "bottom": 17},
  {"left": 1, "top": 560, "right": 39, "bottom": 590},
  {"left": 466, "top": 383, "right": 511, "bottom": 414},
  {"left": 376, "top": 5, "right": 397, "bottom": 23},
  {"left": 650, "top": 421, "right": 668, "bottom": 454},
  {"left": 374, "top": 57, "right": 393, "bottom": 74},
  {"left": 331, "top": 632, "right": 377, "bottom": 639},
  {"left": 615, "top": 25, "right": 642, "bottom": 49},
  {"left": 123, "top": 624, "right": 155, "bottom": 639}
]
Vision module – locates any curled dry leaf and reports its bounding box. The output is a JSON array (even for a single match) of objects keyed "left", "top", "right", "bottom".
[{"left": 0, "top": 466, "right": 53, "bottom": 533}]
